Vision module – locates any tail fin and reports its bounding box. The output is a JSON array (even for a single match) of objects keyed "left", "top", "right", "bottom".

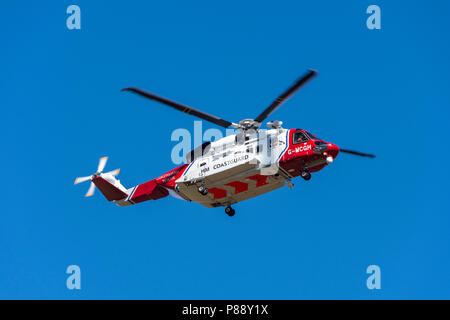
[{"left": 92, "top": 176, "right": 129, "bottom": 201}]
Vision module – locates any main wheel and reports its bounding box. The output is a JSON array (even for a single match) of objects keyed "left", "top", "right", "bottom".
[
  {"left": 301, "top": 171, "right": 311, "bottom": 181},
  {"left": 225, "top": 206, "right": 235, "bottom": 217},
  {"left": 198, "top": 185, "right": 208, "bottom": 195}
]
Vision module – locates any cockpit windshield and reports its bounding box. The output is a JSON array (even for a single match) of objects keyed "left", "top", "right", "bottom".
[
  {"left": 293, "top": 131, "right": 309, "bottom": 144},
  {"left": 305, "top": 131, "right": 319, "bottom": 140},
  {"left": 292, "top": 130, "right": 321, "bottom": 144}
]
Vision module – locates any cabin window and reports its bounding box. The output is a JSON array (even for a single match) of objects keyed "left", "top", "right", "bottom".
[
  {"left": 223, "top": 150, "right": 232, "bottom": 158},
  {"left": 293, "top": 131, "right": 309, "bottom": 144},
  {"left": 256, "top": 144, "right": 263, "bottom": 153}
]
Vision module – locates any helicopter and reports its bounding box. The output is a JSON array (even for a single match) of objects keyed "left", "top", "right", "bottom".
[{"left": 74, "top": 69, "right": 375, "bottom": 216}]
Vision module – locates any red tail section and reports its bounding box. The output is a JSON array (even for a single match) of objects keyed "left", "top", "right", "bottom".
[
  {"left": 128, "top": 180, "right": 169, "bottom": 204},
  {"left": 122, "top": 164, "right": 189, "bottom": 205},
  {"left": 92, "top": 164, "right": 189, "bottom": 206},
  {"left": 92, "top": 177, "right": 128, "bottom": 201},
  {"left": 93, "top": 176, "right": 170, "bottom": 206}
]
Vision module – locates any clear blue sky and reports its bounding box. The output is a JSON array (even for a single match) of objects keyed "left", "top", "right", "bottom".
[{"left": 1, "top": 0, "right": 449, "bottom": 299}]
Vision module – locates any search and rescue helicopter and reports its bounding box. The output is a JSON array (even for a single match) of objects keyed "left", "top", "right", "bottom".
[{"left": 74, "top": 69, "right": 375, "bottom": 216}]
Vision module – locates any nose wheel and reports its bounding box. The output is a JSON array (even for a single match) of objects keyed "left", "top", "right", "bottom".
[
  {"left": 225, "top": 206, "right": 235, "bottom": 217},
  {"left": 301, "top": 170, "right": 311, "bottom": 181}
]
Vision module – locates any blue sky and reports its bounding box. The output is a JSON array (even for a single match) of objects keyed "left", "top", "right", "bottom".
[{"left": 1, "top": 0, "right": 449, "bottom": 299}]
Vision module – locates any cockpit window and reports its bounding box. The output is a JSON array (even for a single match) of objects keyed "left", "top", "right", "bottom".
[
  {"left": 293, "top": 131, "right": 309, "bottom": 144},
  {"left": 305, "top": 131, "right": 319, "bottom": 140}
]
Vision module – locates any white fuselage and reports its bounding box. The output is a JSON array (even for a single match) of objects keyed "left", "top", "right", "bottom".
[{"left": 176, "top": 128, "right": 290, "bottom": 207}]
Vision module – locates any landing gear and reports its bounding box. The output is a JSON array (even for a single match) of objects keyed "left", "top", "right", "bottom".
[
  {"left": 198, "top": 184, "right": 208, "bottom": 196},
  {"left": 301, "top": 170, "right": 311, "bottom": 181},
  {"left": 286, "top": 180, "right": 294, "bottom": 189},
  {"left": 225, "top": 206, "right": 235, "bottom": 217}
]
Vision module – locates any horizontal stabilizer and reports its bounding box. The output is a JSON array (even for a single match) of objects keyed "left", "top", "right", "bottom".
[{"left": 128, "top": 180, "right": 169, "bottom": 204}]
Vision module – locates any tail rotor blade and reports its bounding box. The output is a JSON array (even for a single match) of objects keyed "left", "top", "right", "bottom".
[
  {"left": 85, "top": 182, "right": 96, "bottom": 197},
  {"left": 340, "top": 149, "right": 376, "bottom": 158},
  {"left": 74, "top": 175, "right": 93, "bottom": 184},
  {"left": 97, "top": 156, "right": 108, "bottom": 173},
  {"left": 104, "top": 168, "right": 120, "bottom": 176}
]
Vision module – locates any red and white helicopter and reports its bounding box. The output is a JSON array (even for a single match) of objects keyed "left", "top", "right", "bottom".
[{"left": 75, "top": 70, "right": 375, "bottom": 216}]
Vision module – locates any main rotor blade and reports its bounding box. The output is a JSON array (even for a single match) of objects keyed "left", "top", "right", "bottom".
[
  {"left": 340, "top": 149, "right": 376, "bottom": 158},
  {"left": 254, "top": 69, "right": 317, "bottom": 124},
  {"left": 97, "top": 156, "right": 108, "bottom": 173},
  {"left": 121, "top": 87, "right": 234, "bottom": 128}
]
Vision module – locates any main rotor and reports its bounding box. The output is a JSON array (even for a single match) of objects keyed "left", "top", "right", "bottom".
[
  {"left": 121, "top": 69, "right": 317, "bottom": 132},
  {"left": 121, "top": 69, "right": 375, "bottom": 159}
]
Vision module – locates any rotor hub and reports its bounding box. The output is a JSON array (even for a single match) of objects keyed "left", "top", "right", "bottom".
[{"left": 238, "top": 119, "right": 260, "bottom": 130}]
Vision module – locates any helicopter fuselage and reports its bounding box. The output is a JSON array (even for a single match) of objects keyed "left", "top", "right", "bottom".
[{"left": 140, "top": 128, "right": 340, "bottom": 208}]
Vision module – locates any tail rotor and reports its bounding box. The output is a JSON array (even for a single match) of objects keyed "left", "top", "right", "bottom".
[{"left": 74, "top": 156, "right": 120, "bottom": 197}]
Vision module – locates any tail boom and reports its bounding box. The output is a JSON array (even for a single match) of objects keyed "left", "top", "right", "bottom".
[{"left": 76, "top": 158, "right": 189, "bottom": 206}]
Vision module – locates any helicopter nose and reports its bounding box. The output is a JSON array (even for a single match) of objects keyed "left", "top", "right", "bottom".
[{"left": 324, "top": 143, "right": 339, "bottom": 163}]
